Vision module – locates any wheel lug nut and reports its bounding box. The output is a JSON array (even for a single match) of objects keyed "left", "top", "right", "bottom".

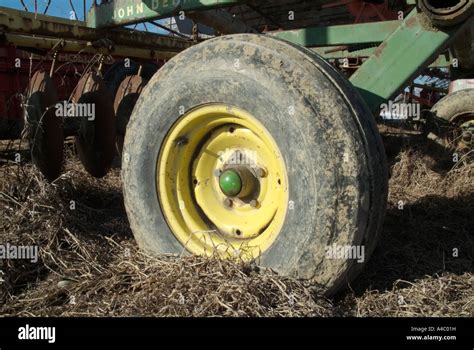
[
  {"left": 224, "top": 198, "right": 233, "bottom": 207},
  {"left": 250, "top": 199, "right": 259, "bottom": 208},
  {"left": 256, "top": 168, "right": 267, "bottom": 178},
  {"left": 462, "top": 132, "right": 472, "bottom": 142}
]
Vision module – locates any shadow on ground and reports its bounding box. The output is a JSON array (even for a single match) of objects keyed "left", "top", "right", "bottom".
[{"left": 352, "top": 193, "right": 473, "bottom": 294}]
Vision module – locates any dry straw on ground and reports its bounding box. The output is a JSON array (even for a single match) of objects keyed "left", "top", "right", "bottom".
[{"left": 0, "top": 137, "right": 473, "bottom": 317}]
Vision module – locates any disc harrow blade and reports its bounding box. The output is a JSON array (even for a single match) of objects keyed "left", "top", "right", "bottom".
[
  {"left": 24, "top": 70, "right": 64, "bottom": 181},
  {"left": 72, "top": 71, "right": 116, "bottom": 178}
]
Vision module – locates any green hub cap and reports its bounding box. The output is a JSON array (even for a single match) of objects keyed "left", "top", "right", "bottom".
[{"left": 219, "top": 169, "right": 242, "bottom": 197}]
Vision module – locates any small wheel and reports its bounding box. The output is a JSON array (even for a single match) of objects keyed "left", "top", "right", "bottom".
[
  {"left": 113, "top": 75, "right": 147, "bottom": 155},
  {"left": 418, "top": 0, "right": 473, "bottom": 26},
  {"left": 24, "top": 70, "right": 64, "bottom": 181},
  {"left": 431, "top": 89, "right": 474, "bottom": 159},
  {"left": 72, "top": 71, "right": 116, "bottom": 178},
  {"left": 122, "top": 34, "right": 388, "bottom": 295}
]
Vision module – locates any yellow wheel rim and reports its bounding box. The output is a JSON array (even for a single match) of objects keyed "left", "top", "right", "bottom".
[{"left": 157, "top": 104, "right": 288, "bottom": 260}]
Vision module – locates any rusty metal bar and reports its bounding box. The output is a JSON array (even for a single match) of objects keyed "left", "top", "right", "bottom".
[
  {"left": 1, "top": 33, "right": 177, "bottom": 60},
  {"left": 0, "top": 6, "right": 192, "bottom": 53}
]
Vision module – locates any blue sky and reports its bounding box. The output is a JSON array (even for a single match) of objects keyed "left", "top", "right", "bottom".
[{"left": 1, "top": 0, "right": 93, "bottom": 20}]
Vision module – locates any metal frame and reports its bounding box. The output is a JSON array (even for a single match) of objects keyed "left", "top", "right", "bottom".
[
  {"left": 0, "top": 6, "right": 192, "bottom": 59},
  {"left": 1, "top": 33, "right": 177, "bottom": 60},
  {"left": 1, "top": 1, "right": 472, "bottom": 115},
  {"left": 87, "top": 0, "right": 240, "bottom": 28},
  {"left": 273, "top": 20, "right": 402, "bottom": 46},
  {"left": 349, "top": 10, "right": 471, "bottom": 112},
  {"left": 83, "top": 0, "right": 471, "bottom": 114}
]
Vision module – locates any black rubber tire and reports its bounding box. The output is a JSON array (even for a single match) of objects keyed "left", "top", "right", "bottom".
[
  {"left": 418, "top": 0, "right": 473, "bottom": 26},
  {"left": 122, "top": 34, "right": 388, "bottom": 295},
  {"left": 432, "top": 89, "right": 474, "bottom": 124},
  {"left": 431, "top": 89, "right": 474, "bottom": 152}
]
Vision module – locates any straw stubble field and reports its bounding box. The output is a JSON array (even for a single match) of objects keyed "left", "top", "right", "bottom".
[{"left": 0, "top": 131, "right": 472, "bottom": 317}]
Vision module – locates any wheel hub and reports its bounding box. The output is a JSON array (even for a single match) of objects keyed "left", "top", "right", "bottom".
[
  {"left": 219, "top": 165, "right": 259, "bottom": 199},
  {"left": 219, "top": 169, "right": 242, "bottom": 197},
  {"left": 157, "top": 104, "right": 288, "bottom": 258}
]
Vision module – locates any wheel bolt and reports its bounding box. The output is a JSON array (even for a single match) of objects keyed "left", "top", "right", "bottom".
[
  {"left": 224, "top": 198, "right": 233, "bottom": 207},
  {"left": 250, "top": 199, "right": 259, "bottom": 208},
  {"left": 256, "top": 168, "right": 267, "bottom": 178},
  {"left": 215, "top": 169, "right": 223, "bottom": 177},
  {"left": 461, "top": 132, "right": 472, "bottom": 143}
]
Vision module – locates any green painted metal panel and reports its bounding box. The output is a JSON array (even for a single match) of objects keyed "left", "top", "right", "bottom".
[
  {"left": 87, "top": 0, "right": 241, "bottom": 28},
  {"left": 272, "top": 21, "right": 401, "bottom": 46},
  {"left": 349, "top": 9, "right": 471, "bottom": 113}
]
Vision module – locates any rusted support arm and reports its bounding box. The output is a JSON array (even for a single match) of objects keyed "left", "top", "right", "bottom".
[
  {"left": 0, "top": 33, "right": 177, "bottom": 60},
  {"left": 0, "top": 6, "right": 192, "bottom": 53}
]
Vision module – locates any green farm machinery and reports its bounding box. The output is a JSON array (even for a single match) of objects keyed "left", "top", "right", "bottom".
[{"left": 1, "top": 0, "right": 472, "bottom": 294}]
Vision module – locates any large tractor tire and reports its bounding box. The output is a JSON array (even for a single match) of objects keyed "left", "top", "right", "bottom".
[
  {"left": 418, "top": 0, "right": 473, "bottom": 26},
  {"left": 122, "top": 34, "right": 388, "bottom": 295}
]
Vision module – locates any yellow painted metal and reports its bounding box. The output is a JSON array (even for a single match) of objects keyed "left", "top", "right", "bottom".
[{"left": 157, "top": 104, "right": 288, "bottom": 260}]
